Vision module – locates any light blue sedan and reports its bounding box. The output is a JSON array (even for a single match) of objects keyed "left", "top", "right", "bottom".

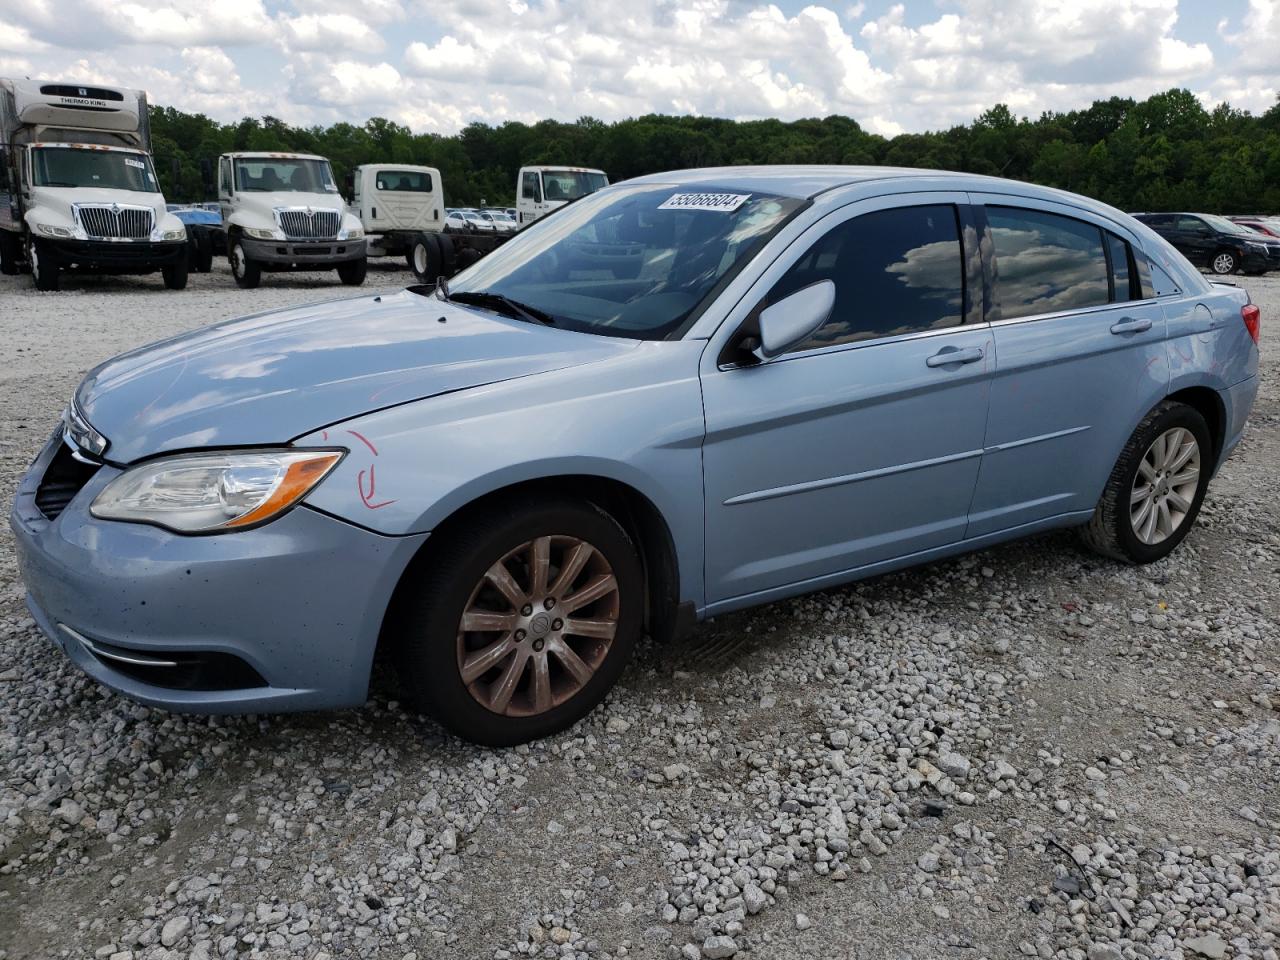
[{"left": 11, "top": 167, "right": 1261, "bottom": 745}]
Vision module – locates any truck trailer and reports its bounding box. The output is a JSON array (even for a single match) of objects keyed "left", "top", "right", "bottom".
[{"left": 0, "top": 78, "right": 189, "bottom": 291}]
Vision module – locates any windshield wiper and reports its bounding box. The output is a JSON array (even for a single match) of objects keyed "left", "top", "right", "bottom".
[
  {"left": 39, "top": 181, "right": 78, "bottom": 187},
  {"left": 449, "top": 290, "right": 556, "bottom": 326}
]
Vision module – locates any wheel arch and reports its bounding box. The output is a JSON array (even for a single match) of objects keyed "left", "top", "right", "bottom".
[
  {"left": 1166, "top": 384, "right": 1226, "bottom": 467},
  {"left": 372, "top": 473, "right": 684, "bottom": 681}
]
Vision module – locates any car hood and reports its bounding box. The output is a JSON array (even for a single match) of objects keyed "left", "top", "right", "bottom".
[{"left": 77, "top": 289, "right": 638, "bottom": 463}]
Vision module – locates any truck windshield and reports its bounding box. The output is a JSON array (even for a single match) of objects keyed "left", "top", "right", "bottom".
[
  {"left": 541, "top": 170, "right": 609, "bottom": 202},
  {"left": 32, "top": 148, "right": 157, "bottom": 192},
  {"left": 443, "top": 184, "right": 805, "bottom": 340},
  {"left": 235, "top": 158, "right": 337, "bottom": 194}
]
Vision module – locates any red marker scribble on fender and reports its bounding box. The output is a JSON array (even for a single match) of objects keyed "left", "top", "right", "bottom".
[{"left": 346, "top": 430, "right": 396, "bottom": 509}]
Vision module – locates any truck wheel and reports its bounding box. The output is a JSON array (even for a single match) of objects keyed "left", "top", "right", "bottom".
[
  {"left": 28, "top": 238, "right": 60, "bottom": 291},
  {"left": 163, "top": 254, "right": 189, "bottom": 291},
  {"left": 0, "top": 231, "right": 19, "bottom": 275},
  {"left": 437, "top": 233, "right": 457, "bottom": 275},
  {"left": 410, "top": 233, "right": 443, "bottom": 283},
  {"left": 193, "top": 230, "right": 214, "bottom": 273},
  {"left": 230, "top": 239, "right": 261, "bottom": 289},
  {"left": 337, "top": 258, "right": 367, "bottom": 286}
]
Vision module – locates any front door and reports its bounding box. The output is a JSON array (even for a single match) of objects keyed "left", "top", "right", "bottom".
[
  {"left": 966, "top": 198, "right": 1170, "bottom": 536},
  {"left": 700, "top": 195, "right": 993, "bottom": 608}
]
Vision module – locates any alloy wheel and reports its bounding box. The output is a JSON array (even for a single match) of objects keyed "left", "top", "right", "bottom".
[
  {"left": 1130, "top": 426, "right": 1200, "bottom": 545},
  {"left": 456, "top": 535, "right": 620, "bottom": 717},
  {"left": 1213, "top": 252, "right": 1235, "bottom": 274}
]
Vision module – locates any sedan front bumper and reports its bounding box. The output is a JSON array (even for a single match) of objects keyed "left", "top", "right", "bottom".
[{"left": 10, "top": 432, "right": 427, "bottom": 713}]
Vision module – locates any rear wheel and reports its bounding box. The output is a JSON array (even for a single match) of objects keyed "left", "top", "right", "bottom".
[
  {"left": 1211, "top": 250, "right": 1237, "bottom": 275},
  {"left": 410, "top": 233, "right": 443, "bottom": 283},
  {"left": 162, "top": 253, "right": 189, "bottom": 290},
  {"left": 192, "top": 229, "right": 214, "bottom": 273},
  {"left": 28, "top": 237, "right": 59, "bottom": 291},
  {"left": 230, "top": 239, "right": 261, "bottom": 289},
  {"left": 337, "top": 257, "right": 367, "bottom": 286},
  {"left": 393, "top": 499, "right": 643, "bottom": 746},
  {"left": 1080, "top": 401, "right": 1211, "bottom": 563}
]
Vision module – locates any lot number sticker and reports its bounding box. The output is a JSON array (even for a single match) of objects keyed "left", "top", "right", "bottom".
[
  {"left": 124, "top": 158, "right": 145, "bottom": 169},
  {"left": 658, "top": 193, "right": 751, "bottom": 212}
]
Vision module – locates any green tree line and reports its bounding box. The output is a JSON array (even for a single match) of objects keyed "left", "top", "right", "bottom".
[{"left": 149, "top": 88, "right": 1280, "bottom": 214}]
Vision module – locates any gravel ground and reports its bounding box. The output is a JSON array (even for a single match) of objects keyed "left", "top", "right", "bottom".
[{"left": 0, "top": 263, "right": 1277, "bottom": 960}]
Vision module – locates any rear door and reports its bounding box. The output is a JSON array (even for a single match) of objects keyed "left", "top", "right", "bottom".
[{"left": 966, "top": 197, "right": 1169, "bottom": 537}]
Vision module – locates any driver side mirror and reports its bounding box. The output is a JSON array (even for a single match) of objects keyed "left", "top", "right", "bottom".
[{"left": 749, "top": 280, "right": 836, "bottom": 362}]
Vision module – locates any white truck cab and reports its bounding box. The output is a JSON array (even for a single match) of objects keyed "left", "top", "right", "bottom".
[
  {"left": 351, "top": 163, "right": 442, "bottom": 262},
  {"left": 214, "top": 151, "right": 366, "bottom": 288},
  {"left": 516, "top": 166, "right": 608, "bottom": 226},
  {"left": 0, "top": 79, "right": 189, "bottom": 291}
]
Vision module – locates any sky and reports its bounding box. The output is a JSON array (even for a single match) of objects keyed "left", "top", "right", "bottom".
[{"left": 0, "top": 0, "right": 1277, "bottom": 137}]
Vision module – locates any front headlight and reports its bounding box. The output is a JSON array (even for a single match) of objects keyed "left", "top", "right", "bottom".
[
  {"left": 341, "top": 226, "right": 364, "bottom": 240},
  {"left": 161, "top": 228, "right": 186, "bottom": 241},
  {"left": 35, "top": 223, "right": 74, "bottom": 238},
  {"left": 244, "top": 227, "right": 278, "bottom": 240},
  {"left": 1246, "top": 241, "right": 1267, "bottom": 252},
  {"left": 91, "top": 449, "right": 344, "bottom": 533}
]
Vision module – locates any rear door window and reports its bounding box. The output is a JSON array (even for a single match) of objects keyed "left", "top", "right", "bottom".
[
  {"left": 986, "top": 207, "right": 1110, "bottom": 320},
  {"left": 769, "top": 204, "right": 965, "bottom": 353}
]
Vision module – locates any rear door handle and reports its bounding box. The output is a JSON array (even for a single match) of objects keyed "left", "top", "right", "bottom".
[
  {"left": 926, "top": 346, "right": 984, "bottom": 368},
  {"left": 1109, "top": 317, "right": 1152, "bottom": 335}
]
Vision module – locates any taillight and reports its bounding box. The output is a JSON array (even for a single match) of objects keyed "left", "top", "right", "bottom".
[{"left": 1242, "top": 303, "right": 1260, "bottom": 344}]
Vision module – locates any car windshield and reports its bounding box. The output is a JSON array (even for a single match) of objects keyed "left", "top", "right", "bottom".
[
  {"left": 442, "top": 183, "right": 805, "bottom": 340},
  {"left": 235, "top": 158, "right": 337, "bottom": 194},
  {"left": 1201, "top": 214, "right": 1253, "bottom": 236},
  {"left": 541, "top": 170, "right": 609, "bottom": 202},
  {"left": 32, "top": 147, "right": 157, "bottom": 192}
]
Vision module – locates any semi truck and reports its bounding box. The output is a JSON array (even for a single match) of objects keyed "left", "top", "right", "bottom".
[
  {"left": 515, "top": 165, "right": 608, "bottom": 226},
  {"left": 209, "top": 151, "right": 367, "bottom": 288},
  {"left": 348, "top": 163, "right": 508, "bottom": 284},
  {"left": 0, "top": 78, "right": 189, "bottom": 291}
]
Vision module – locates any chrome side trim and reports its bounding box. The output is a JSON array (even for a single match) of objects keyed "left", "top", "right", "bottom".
[
  {"left": 984, "top": 425, "right": 1091, "bottom": 453},
  {"left": 57, "top": 624, "right": 179, "bottom": 668},
  {"left": 725, "top": 447, "right": 984, "bottom": 506},
  {"left": 985, "top": 297, "right": 1179, "bottom": 330}
]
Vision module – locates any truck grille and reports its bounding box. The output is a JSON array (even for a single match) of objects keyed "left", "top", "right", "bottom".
[
  {"left": 276, "top": 209, "right": 340, "bottom": 240},
  {"left": 75, "top": 204, "right": 154, "bottom": 240}
]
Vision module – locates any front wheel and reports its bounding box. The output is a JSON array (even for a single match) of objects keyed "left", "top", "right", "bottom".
[
  {"left": 229, "top": 239, "right": 261, "bottom": 289},
  {"left": 393, "top": 499, "right": 643, "bottom": 746},
  {"left": 28, "top": 237, "right": 59, "bottom": 291},
  {"left": 337, "top": 257, "right": 367, "bottom": 286},
  {"left": 163, "top": 254, "right": 189, "bottom": 290},
  {"left": 1080, "top": 401, "right": 1211, "bottom": 563},
  {"left": 1211, "top": 250, "right": 1237, "bottom": 275}
]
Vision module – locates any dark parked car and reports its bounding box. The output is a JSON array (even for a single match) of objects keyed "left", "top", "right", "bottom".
[{"left": 1132, "top": 212, "right": 1280, "bottom": 275}]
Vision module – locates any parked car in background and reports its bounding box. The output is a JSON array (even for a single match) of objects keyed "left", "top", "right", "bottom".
[
  {"left": 445, "top": 209, "right": 497, "bottom": 233},
  {"left": 12, "top": 167, "right": 1259, "bottom": 747},
  {"left": 1230, "top": 216, "right": 1280, "bottom": 238},
  {"left": 480, "top": 208, "right": 518, "bottom": 233},
  {"left": 1132, "top": 212, "right": 1280, "bottom": 275}
]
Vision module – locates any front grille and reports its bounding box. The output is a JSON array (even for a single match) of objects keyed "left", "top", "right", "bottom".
[
  {"left": 75, "top": 204, "right": 154, "bottom": 240},
  {"left": 276, "top": 209, "right": 340, "bottom": 240},
  {"left": 35, "top": 440, "right": 100, "bottom": 521}
]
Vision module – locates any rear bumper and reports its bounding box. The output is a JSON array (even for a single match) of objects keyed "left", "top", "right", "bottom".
[
  {"left": 11, "top": 431, "right": 428, "bottom": 713},
  {"left": 41, "top": 237, "right": 186, "bottom": 272},
  {"left": 1218, "top": 375, "right": 1258, "bottom": 469},
  {"left": 240, "top": 236, "right": 366, "bottom": 267}
]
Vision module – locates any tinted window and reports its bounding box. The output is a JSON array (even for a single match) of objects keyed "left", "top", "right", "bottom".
[
  {"left": 376, "top": 170, "right": 432, "bottom": 192},
  {"left": 768, "top": 204, "right": 964, "bottom": 352},
  {"left": 1106, "top": 233, "right": 1133, "bottom": 302},
  {"left": 1175, "top": 216, "right": 1207, "bottom": 233},
  {"left": 987, "top": 207, "right": 1109, "bottom": 320}
]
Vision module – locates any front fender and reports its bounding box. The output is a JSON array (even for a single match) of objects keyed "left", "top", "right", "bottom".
[{"left": 296, "top": 340, "right": 709, "bottom": 607}]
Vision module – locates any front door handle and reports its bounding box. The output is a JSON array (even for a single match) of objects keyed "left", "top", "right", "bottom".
[
  {"left": 926, "top": 346, "right": 984, "bottom": 368},
  {"left": 1109, "top": 317, "right": 1153, "bottom": 335}
]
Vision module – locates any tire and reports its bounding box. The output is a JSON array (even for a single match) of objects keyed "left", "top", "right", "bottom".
[
  {"left": 392, "top": 498, "right": 644, "bottom": 746},
  {"left": 1080, "top": 401, "right": 1212, "bottom": 564},
  {"left": 193, "top": 229, "right": 214, "bottom": 273},
  {"left": 162, "top": 254, "right": 189, "bottom": 290},
  {"left": 337, "top": 257, "right": 367, "bottom": 286},
  {"left": 229, "top": 238, "right": 261, "bottom": 289},
  {"left": 0, "top": 230, "right": 19, "bottom": 275},
  {"left": 409, "top": 232, "right": 443, "bottom": 283},
  {"left": 28, "top": 237, "right": 59, "bottom": 291},
  {"left": 436, "top": 232, "right": 457, "bottom": 275},
  {"left": 1211, "top": 249, "right": 1238, "bottom": 275}
]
